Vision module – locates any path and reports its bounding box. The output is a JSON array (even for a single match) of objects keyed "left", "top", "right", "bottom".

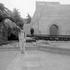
[
  {"left": 0, "top": 41, "right": 70, "bottom": 70},
  {"left": 7, "top": 50, "right": 70, "bottom": 70}
]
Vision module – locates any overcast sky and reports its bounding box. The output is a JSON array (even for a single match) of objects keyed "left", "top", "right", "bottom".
[{"left": 0, "top": 0, "right": 70, "bottom": 18}]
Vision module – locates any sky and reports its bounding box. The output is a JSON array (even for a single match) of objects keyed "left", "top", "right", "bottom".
[{"left": 0, "top": 0, "right": 70, "bottom": 18}]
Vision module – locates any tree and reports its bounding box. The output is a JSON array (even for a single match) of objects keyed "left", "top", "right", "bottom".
[
  {"left": 0, "top": 5, "right": 17, "bottom": 22},
  {"left": 26, "top": 14, "right": 31, "bottom": 24},
  {"left": 0, "top": 3, "right": 5, "bottom": 21},
  {"left": 0, "top": 4, "right": 24, "bottom": 29},
  {"left": 12, "top": 8, "right": 24, "bottom": 29},
  {"left": 0, "top": 3, "right": 13, "bottom": 22},
  {"left": 0, "top": 4, "right": 22, "bottom": 40},
  {"left": 0, "top": 3, "right": 4, "bottom": 11}
]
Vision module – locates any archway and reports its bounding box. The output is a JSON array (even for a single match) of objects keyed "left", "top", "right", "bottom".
[{"left": 50, "top": 24, "right": 59, "bottom": 36}]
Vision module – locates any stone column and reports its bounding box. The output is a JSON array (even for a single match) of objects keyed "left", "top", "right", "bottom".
[{"left": 18, "top": 29, "right": 26, "bottom": 54}]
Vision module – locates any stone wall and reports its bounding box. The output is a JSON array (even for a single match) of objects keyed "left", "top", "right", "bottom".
[{"left": 31, "top": 1, "right": 70, "bottom": 35}]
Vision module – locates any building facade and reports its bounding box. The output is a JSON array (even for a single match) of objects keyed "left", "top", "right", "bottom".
[{"left": 30, "top": 1, "right": 70, "bottom": 36}]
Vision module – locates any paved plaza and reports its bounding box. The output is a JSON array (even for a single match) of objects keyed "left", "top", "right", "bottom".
[{"left": 0, "top": 42, "right": 70, "bottom": 70}]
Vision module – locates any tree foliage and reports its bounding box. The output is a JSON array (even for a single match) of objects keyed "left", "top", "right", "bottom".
[
  {"left": 0, "top": 3, "right": 11, "bottom": 21},
  {"left": 0, "top": 3, "right": 24, "bottom": 39},
  {"left": 12, "top": 8, "right": 24, "bottom": 29},
  {"left": 0, "top": 3, "right": 24, "bottom": 29},
  {"left": 26, "top": 14, "right": 31, "bottom": 24}
]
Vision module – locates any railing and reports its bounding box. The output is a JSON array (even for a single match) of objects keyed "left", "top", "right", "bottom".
[{"left": 27, "top": 34, "right": 70, "bottom": 41}]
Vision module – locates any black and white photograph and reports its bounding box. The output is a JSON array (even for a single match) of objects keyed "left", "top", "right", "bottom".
[{"left": 0, "top": 0, "right": 70, "bottom": 70}]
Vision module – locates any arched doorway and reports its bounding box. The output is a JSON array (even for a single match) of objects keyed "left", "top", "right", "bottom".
[
  {"left": 30, "top": 28, "right": 34, "bottom": 35},
  {"left": 50, "top": 24, "right": 59, "bottom": 36}
]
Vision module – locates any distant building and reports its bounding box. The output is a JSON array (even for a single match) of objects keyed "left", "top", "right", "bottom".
[{"left": 29, "top": 1, "right": 70, "bottom": 35}]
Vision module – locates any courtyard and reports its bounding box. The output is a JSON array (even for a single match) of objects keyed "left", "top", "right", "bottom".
[{"left": 0, "top": 41, "right": 70, "bottom": 70}]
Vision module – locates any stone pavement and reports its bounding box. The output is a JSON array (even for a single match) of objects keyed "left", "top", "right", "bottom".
[
  {"left": 0, "top": 41, "right": 70, "bottom": 70},
  {"left": 6, "top": 50, "right": 70, "bottom": 70}
]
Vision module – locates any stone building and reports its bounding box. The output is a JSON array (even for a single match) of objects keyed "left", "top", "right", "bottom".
[{"left": 29, "top": 1, "right": 70, "bottom": 36}]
